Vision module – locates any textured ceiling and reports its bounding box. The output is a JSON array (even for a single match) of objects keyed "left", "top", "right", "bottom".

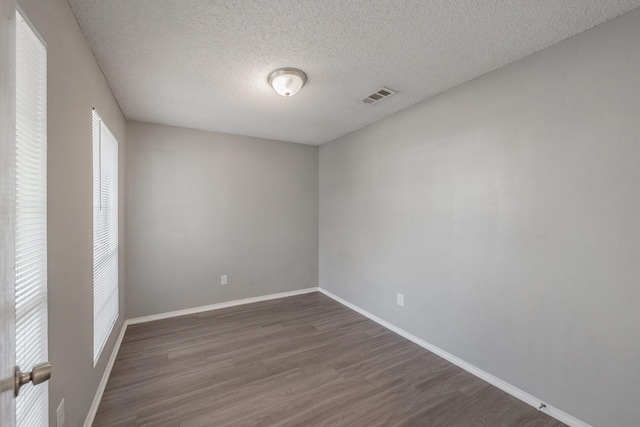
[{"left": 67, "top": 0, "right": 640, "bottom": 145}]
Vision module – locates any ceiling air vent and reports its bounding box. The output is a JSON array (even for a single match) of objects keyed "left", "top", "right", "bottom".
[{"left": 361, "top": 87, "right": 397, "bottom": 105}]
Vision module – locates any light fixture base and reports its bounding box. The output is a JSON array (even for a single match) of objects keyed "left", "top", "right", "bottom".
[{"left": 268, "top": 68, "right": 307, "bottom": 97}]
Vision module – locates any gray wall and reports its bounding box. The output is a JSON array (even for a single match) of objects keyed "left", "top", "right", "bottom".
[
  {"left": 126, "top": 121, "right": 318, "bottom": 318},
  {"left": 319, "top": 9, "right": 640, "bottom": 427},
  {"left": 17, "top": 0, "right": 127, "bottom": 425}
]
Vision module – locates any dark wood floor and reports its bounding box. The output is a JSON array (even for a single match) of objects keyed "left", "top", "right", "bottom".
[{"left": 93, "top": 292, "right": 565, "bottom": 427}]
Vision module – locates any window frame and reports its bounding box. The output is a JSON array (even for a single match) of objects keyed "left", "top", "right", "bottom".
[{"left": 92, "top": 108, "right": 119, "bottom": 365}]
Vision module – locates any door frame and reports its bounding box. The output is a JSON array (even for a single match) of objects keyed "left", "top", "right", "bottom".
[{"left": 0, "top": 0, "right": 17, "bottom": 425}]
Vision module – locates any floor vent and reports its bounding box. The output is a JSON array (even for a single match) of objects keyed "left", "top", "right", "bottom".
[{"left": 361, "top": 87, "right": 397, "bottom": 105}]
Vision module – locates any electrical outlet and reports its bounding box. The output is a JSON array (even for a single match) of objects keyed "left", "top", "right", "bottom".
[
  {"left": 397, "top": 293, "right": 404, "bottom": 307},
  {"left": 221, "top": 275, "right": 227, "bottom": 285},
  {"left": 57, "top": 398, "right": 65, "bottom": 427}
]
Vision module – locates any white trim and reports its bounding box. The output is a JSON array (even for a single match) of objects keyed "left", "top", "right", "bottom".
[
  {"left": 127, "top": 288, "right": 319, "bottom": 325},
  {"left": 84, "top": 286, "right": 588, "bottom": 427},
  {"left": 84, "top": 288, "right": 319, "bottom": 426},
  {"left": 83, "top": 321, "right": 127, "bottom": 427},
  {"left": 15, "top": 4, "right": 47, "bottom": 47},
  {"left": 317, "top": 288, "right": 590, "bottom": 427}
]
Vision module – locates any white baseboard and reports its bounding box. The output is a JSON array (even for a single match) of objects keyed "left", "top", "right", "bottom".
[
  {"left": 127, "top": 287, "right": 320, "bottom": 325},
  {"left": 83, "top": 321, "right": 128, "bottom": 427},
  {"left": 317, "top": 288, "right": 590, "bottom": 427},
  {"left": 84, "top": 287, "right": 319, "bottom": 425},
  {"left": 85, "top": 287, "right": 588, "bottom": 427}
]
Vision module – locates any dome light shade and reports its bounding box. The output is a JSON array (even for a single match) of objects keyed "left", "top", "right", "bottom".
[{"left": 268, "top": 68, "right": 307, "bottom": 97}]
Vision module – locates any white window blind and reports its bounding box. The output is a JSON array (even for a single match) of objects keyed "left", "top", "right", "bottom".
[
  {"left": 15, "top": 10, "right": 48, "bottom": 427},
  {"left": 92, "top": 110, "right": 119, "bottom": 364}
]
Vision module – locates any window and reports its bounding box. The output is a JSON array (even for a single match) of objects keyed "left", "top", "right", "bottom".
[
  {"left": 15, "top": 10, "right": 48, "bottom": 427},
  {"left": 92, "top": 109, "right": 119, "bottom": 364}
]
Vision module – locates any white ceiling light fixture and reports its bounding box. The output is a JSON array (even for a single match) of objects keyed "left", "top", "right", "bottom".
[{"left": 268, "top": 68, "right": 307, "bottom": 97}]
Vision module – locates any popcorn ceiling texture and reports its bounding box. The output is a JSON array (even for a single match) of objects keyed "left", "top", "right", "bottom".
[{"left": 67, "top": 0, "right": 640, "bottom": 145}]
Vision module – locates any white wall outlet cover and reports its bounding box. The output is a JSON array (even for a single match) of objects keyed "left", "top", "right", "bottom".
[
  {"left": 57, "top": 398, "right": 65, "bottom": 427},
  {"left": 397, "top": 293, "right": 405, "bottom": 307},
  {"left": 221, "top": 275, "right": 228, "bottom": 285}
]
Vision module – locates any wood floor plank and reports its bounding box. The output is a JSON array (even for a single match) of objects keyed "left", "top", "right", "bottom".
[{"left": 93, "top": 292, "right": 565, "bottom": 426}]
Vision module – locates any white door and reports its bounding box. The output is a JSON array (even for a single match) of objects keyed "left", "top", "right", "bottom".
[
  {"left": 1, "top": 3, "right": 51, "bottom": 426},
  {"left": 0, "top": 0, "right": 18, "bottom": 425}
]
